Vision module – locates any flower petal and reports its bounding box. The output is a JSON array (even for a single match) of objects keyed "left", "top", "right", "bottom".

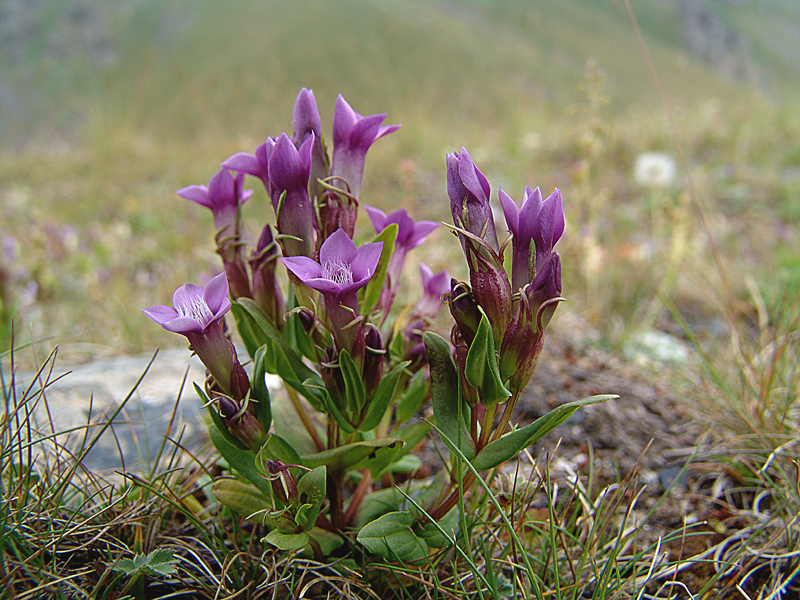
[
  {"left": 364, "top": 205, "right": 388, "bottom": 234},
  {"left": 349, "top": 241, "right": 384, "bottom": 282},
  {"left": 176, "top": 185, "right": 212, "bottom": 209},
  {"left": 319, "top": 228, "right": 357, "bottom": 265},
  {"left": 161, "top": 316, "right": 205, "bottom": 334},
  {"left": 281, "top": 256, "right": 322, "bottom": 282},
  {"left": 221, "top": 152, "right": 265, "bottom": 178},
  {"left": 142, "top": 305, "right": 179, "bottom": 326},
  {"left": 203, "top": 272, "right": 231, "bottom": 314}
]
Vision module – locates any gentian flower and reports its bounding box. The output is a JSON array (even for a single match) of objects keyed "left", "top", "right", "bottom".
[
  {"left": 282, "top": 228, "right": 382, "bottom": 363},
  {"left": 364, "top": 205, "right": 438, "bottom": 316},
  {"left": 330, "top": 95, "right": 400, "bottom": 201},
  {"left": 414, "top": 263, "right": 449, "bottom": 319},
  {"left": 143, "top": 273, "right": 250, "bottom": 400},
  {"left": 222, "top": 139, "right": 272, "bottom": 191},
  {"left": 292, "top": 87, "right": 329, "bottom": 203},
  {"left": 499, "top": 186, "right": 564, "bottom": 291},
  {"left": 268, "top": 133, "right": 316, "bottom": 259},
  {"left": 177, "top": 168, "right": 253, "bottom": 299},
  {"left": 446, "top": 148, "right": 512, "bottom": 345}
]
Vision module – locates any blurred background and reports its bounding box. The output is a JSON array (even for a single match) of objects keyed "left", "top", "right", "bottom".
[{"left": 0, "top": 0, "right": 798, "bottom": 364}]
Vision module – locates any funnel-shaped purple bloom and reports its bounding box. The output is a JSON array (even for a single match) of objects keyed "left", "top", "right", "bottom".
[
  {"left": 222, "top": 140, "right": 271, "bottom": 191},
  {"left": 447, "top": 148, "right": 511, "bottom": 344},
  {"left": 330, "top": 95, "right": 400, "bottom": 201},
  {"left": 500, "top": 186, "right": 564, "bottom": 291},
  {"left": 415, "top": 263, "right": 449, "bottom": 319},
  {"left": 178, "top": 168, "right": 253, "bottom": 299},
  {"left": 177, "top": 168, "right": 252, "bottom": 239},
  {"left": 143, "top": 273, "right": 250, "bottom": 400},
  {"left": 282, "top": 229, "right": 382, "bottom": 360},
  {"left": 364, "top": 205, "right": 438, "bottom": 316},
  {"left": 269, "top": 133, "right": 316, "bottom": 258}
]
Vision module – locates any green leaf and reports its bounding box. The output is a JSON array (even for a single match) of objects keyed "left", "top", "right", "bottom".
[
  {"left": 265, "top": 529, "right": 309, "bottom": 552},
  {"left": 352, "top": 486, "right": 406, "bottom": 529},
  {"left": 359, "top": 224, "right": 398, "bottom": 313},
  {"left": 233, "top": 298, "right": 328, "bottom": 411},
  {"left": 359, "top": 360, "right": 411, "bottom": 431},
  {"left": 113, "top": 548, "right": 177, "bottom": 577},
  {"left": 306, "top": 527, "right": 344, "bottom": 556},
  {"left": 471, "top": 394, "right": 618, "bottom": 470},
  {"left": 212, "top": 479, "right": 273, "bottom": 520},
  {"left": 300, "top": 438, "right": 403, "bottom": 474},
  {"left": 323, "top": 388, "right": 356, "bottom": 434},
  {"left": 394, "top": 370, "right": 428, "bottom": 425},
  {"left": 381, "top": 421, "right": 431, "bottom": 475},
  {"left": 259, "top": 433, "right": 303, "bottom": 466},
  {"left": 464, "top": 309, "right": 511, "bottom": 406},
  {"left": 284, "top": 289, "right": 318, "bottom": 361},
  {"left": 339, "top": 349, "right": 366, "bottom": 416},
  {"left": 271, "top": 389, "right": 325, "bottom": 457},
  {"left": 252, "top": 345, "right": 272, "bottom": 431},
  {"left": 417, "top": 507, "right": 458, "bottom": 549},
  {"left": 295, "top": 466, "right": 326, "bottom": 530},
  {"left": 357, "top": 511, "right": 428, "bottom": 563},
  {"left": 423, "top": 332, "right": 476, "bottom": 460}
]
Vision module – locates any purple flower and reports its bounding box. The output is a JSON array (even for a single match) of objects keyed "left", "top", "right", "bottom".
[
  {"left": 330, "top": 94, "right": 400, "bottom": 200},
  {"left": 446, "top": 148, "right": 511, "bottom": 344},
  {"left": 268, "top": 133, "right": 316, "bottom": 258},
  {"left": 143, "top": 273, "right": 250, "bottom": 400},
  {"left": 364, "top": 205, "right": 438, "bottom": 316},
  {"left": 177, "top": 168, "right": 252, "bottom": 239},
  {"left": 499, "top": 186, "right": 564, "bottom": 291},
  {"left": 447, "top": 148, "right": 499, "bottom": 253},
  {"left": 414, "top": 263, "right": 449, "bottom": 319},
  {"left": 292, "top": 87, "right": 329, "bottom": 204},
  {"left": 282, "top": 228, "right": 383, "bottom": 361},
  {"left": 222, "top": 140, "right": 272, "bottom": 191}
]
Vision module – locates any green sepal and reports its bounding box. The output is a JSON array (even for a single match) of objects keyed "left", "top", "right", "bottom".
[
  {"left": 464, "top": 308, "right": 511, "bottom": 407},
  {"left": 233, "top": 299, "right": 328, "bottom": 412},
  {"left": 471, "top": 394, "right": 618, "bottom": 471},
  {"left": 295, "top": 466, "right": 326, "bottom": 530},
  {"left": 301, "top": 438, "right": 403, "bottom": 474},
  {"left": 339, "top": 349, "right": 366, "bottom": 416},
  {"left": 423, "top": 332, "right": 476, "bottom": 460},
  {"left": 357, "top": 511, "right": 428, "bottom": 563},
  {"left": 359, "top": 224, "right": 398, "bottom": 314},
  {"left": 252, "top": 345, "right": 272, "bottom": 431},
  {"left": 265, "top": 529, "right": 309, "bottom": 552},
  {"left": 359, "top": 360, "right": 411, "bottom": 431},
  {"left": 395, "top": 370, "right": 428, "bottom": 425},
  {"left": 211, "top": 479, "right": 273, "bottom": 522}
]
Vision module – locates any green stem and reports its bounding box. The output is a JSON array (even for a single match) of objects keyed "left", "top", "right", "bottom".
[
  {"left": 286, "top": 386, "right": 325, "bottom": 451},
  {"left": 491, "top": 393, "right": 520, "bottom": 443}
]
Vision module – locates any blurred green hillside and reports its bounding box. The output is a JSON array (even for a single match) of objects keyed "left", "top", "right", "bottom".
[{"left": 0, "top": 0, "right": 798, "bottom": 359}]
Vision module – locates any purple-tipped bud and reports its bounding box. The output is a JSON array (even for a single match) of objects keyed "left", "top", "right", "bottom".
[
  {"left": 265, "top": 459, "right": 299, "bottom": 506},
  {"left": 250, "top": 224, "right": 285, "bottom": 329},
  {"left": 268, "top": 133, "right": 316, "bottom": 258},
  {"left": 292, "top": 87, "right": 329, "bottom": 203},
  {"left": 216, "top": 394, "right": 267, "bottom": 452},
  {"left": 363, "top": 324, "right": 385, "bottom": 395},
  {"left": 447, "top": 148, "right": 499, "bottom": 254}
]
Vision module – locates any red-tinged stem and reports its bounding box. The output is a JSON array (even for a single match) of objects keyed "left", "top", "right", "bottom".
[
  {"left": 286, "top": 386, "right": 325, "bottom": 452},
  {"left": 343, "top": 470, "right": 372, "bottom": 526}
]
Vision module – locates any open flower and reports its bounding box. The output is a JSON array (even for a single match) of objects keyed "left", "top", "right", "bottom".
[
  {"left": 269, "top": 133, "right": 316, "bottom": 258},
  {"left": 282, "top": 228, "right": 382, "bottom": 360},
  {"left": 364, "top": 205, "right": 438, "bottom": 316},
  {"left": 178, "top": 168, "right": 253, "bottom": 299},
  {"left": 330, "top": 95, "right": 400, "bottom": 201},
  {"left": 143, "top": 273, "right": 250, "bottom": 400},
  {"left": 177, "top": 168, "right": 252, "bottom": 240},
  {"left": 221, "top": 139, "right": 272, "bottom": 191},
  {"left": 414, "top": 263, "right": 449, "bottom": 319},
  {"left": 499, "top": 186, "right": 564, "bottom": 291}
]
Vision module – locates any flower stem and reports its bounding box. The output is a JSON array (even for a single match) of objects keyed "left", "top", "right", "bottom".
[
  {"left": 286, "top": 386, "right": 325, "bottom": 452},
  {"left": 343, "top": 469, "right": 372, "bottom": 526},
  {"left": 491, "top": 393, "right": 520, "bottom": 443}
]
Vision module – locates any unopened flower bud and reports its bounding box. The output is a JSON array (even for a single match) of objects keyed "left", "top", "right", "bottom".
[
  {"left": 447, "top": 279, "right": 480, "bottom": 346},
  {"left": 363, "top": 325, "right": 385, "bottom": 394},
  {"left": 266, "top": 459, "right": 299, "bottom": 506}
]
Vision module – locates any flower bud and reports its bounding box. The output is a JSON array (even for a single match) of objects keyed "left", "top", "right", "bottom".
[
  {"left": 363, "top": 325, "right": 385, "bottom": 395},
  {"left": 265, "top": 459, "right": 299, "bottom": 506},
  {"left": 447, "top": 279, "right": 480, "bottom": 346}
]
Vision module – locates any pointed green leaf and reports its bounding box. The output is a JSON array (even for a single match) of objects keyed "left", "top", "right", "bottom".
[
  {"left": 359, "top": 360, "right": 411, "bottom": 431},
  {"left": 423, "top": 332, "right": 476, "bottom": 460},
  {"left": 465, "top": 309, "right": 511, "bottom": 406},
  {"left": 252, "top": 345, "right": 272, "bottom": 431},
  {"left": 359, "top": 224, "right": 398, "bottom": 313},
  {"left": 357, "top": 511, "right": 428, "bottom": 563},
  {"left": 300, "top": 438, "right": 403, "bottom": 473},
  {"left": 472, "top": 394, "right": 618, "bottom": 470},
  {"left": 212, "top": 479, "right": 273, "bottom": 520},
  {"left": 395, "top": 370, "right": 428, "bottom": 425},
  {"left": 265, "top": 529, "right": 309, "bottom": 551},
  {"left": 233, "top": 298, "right": 328, "bottom": 411},
  {"left": 296, "top": 466, "right": 326, "bottom": 530},
  {"left": 417, "top": 507, "right": 458, "bottom": 549},
  {"left": 339, "top": 349, "right": 366, "bottom": 416}
]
